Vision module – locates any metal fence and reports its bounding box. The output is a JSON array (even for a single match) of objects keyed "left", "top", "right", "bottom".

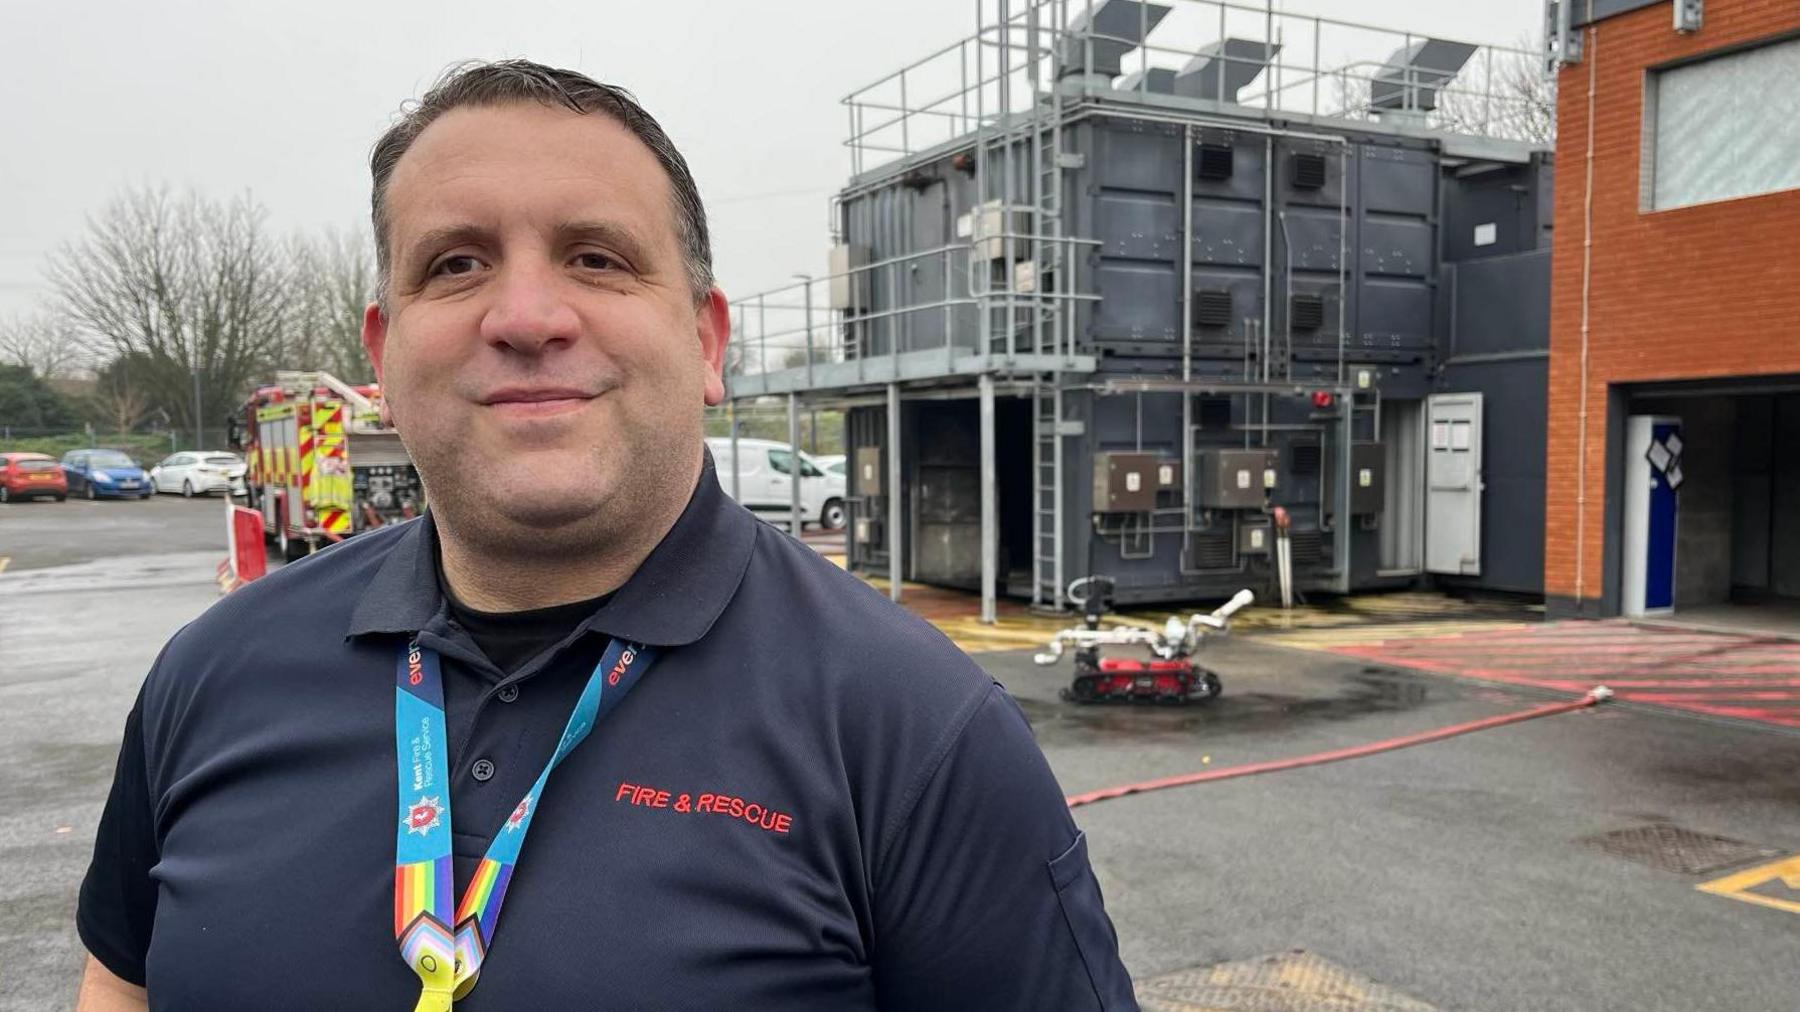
[{"left": 0, "top": 426, "right": 236, "bottom": 464}]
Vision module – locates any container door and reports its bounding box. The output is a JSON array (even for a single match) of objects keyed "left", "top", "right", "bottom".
[{"left": 1425, "top": 393, "right": 1483, "bottom": 576}]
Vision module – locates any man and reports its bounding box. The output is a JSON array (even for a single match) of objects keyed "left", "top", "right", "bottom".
[{"left": 75, "top": 61, "right": 1134, "bottom": 1010}]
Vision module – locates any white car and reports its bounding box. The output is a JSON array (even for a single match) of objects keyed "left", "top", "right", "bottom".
[
  {"left": 813, "top": 454, "right": 847, "bottom": 478},
  {"left": 707, "top": 438, "right": 847, "bottom": 530},
  {"left": 150, "top": 451, "right": 248, "bottom": 498}
]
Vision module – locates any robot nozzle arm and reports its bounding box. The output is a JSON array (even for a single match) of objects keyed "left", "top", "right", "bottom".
[
  {"left": 1188, "top": 588, "right": 1257, "bottom": 633},
  {"left": 1216, "top": 588, "right": 1255, "bottom": 620}
]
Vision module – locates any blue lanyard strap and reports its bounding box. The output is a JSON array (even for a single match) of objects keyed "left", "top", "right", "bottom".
[{"left": 394, "top": 636, "right": 657, "bottom": 1006}]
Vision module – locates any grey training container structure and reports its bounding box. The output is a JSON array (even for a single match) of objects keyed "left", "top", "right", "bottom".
[{"left": 725, "top": 0, "right": 1552, "bottom": 616}]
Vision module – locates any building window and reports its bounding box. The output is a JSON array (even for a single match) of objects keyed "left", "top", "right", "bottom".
[{"left": 1643, "top": 35, "right": 1800, "bottom": 211}]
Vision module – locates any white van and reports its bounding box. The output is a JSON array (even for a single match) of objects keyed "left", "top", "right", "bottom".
[{"left": 707, "top": 438, "right": 848, "bottom": 530}]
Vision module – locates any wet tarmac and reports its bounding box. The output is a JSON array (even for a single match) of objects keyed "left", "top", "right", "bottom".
[
  {"left": 979, "top": 638, "right": 1800, "bottom": 1012},
  {"left": 992, "top": 636, "right": 1522, "bottom": 756},
  {"left": 0, "top": 491, "right": 248, "bottom": 571},
  {"left": 1014, "top": 667, "right": 1438, "bottom": 744}
]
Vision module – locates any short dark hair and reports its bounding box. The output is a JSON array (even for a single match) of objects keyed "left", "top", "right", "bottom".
[{"left": 368, "top": 59, "right": 713, "bottom": 307}]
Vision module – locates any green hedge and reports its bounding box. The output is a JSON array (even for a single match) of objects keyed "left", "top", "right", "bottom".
[{"left": 0, "top": 432, "right": 185, "bottom": 466}]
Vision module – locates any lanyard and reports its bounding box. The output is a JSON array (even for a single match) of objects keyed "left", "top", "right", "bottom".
[{"left": 393, "top": 635, "right": 657, "bottom": 1009}]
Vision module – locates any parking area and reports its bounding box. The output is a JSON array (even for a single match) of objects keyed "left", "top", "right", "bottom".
[
  {"left": 2, "top": 501, "right": 1798, "bottom": 1010},
  {"left": 0, "top": 491, "right": 247, "bottom": 573}
]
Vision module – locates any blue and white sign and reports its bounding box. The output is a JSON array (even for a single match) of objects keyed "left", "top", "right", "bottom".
[{"left": 1623, "top": 415, "right": 1682, "bottom": 616}]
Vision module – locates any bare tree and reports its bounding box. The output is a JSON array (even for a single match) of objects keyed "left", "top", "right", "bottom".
[
  {"left": 1325, "top": 42, "right": 1555, "bottom": 148},
  {"left": 0, "top": 310, "right": 90, "bottom": 380},
  {"left": 1329, "top": 70, "right": 1374, "bottom": 123},
  {"left": 281, "top": 227, "right": 377, "bottom": 383},
  {"left": 90, "top": 353, "right": 155, "bottom": 434},
  {"left": 1430, "top": 44, "right": 1556, "bottom": 147},
  {"left": 48, "top": 187, "right": 290, "bottom": 442}
]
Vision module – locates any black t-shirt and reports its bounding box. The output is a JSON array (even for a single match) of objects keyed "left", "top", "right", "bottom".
[{"left": 438, "top": 554, "right": 612, "bottom": 675}]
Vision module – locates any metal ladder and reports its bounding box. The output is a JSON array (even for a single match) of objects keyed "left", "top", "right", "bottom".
[
  {"left": 1028, "top": 0, "right": 1069, "bottom": 610},
  {"left": 1031, "top": 382, "right": 1064, "bottom": 609},
  {"left": 979, "top": 1, "right": 1068, "bottom": 611}
]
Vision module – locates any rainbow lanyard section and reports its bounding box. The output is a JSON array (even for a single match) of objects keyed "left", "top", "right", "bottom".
[{"left": 393, "top": 636, "right": 656, "bottom": 1010}]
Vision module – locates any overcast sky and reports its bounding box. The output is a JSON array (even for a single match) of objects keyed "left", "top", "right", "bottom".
[{"left": 0, "top": 0, "right": 1540, "bottom": 323}]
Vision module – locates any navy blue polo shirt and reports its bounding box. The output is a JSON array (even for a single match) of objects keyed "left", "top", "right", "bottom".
[{"left": 78, "top": 456, "right": 1135, "bottom": 1010}]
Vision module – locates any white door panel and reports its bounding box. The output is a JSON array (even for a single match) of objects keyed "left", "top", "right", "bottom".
[{"left": 1426, "top": 393, "right": 1483, "bottom": 576}]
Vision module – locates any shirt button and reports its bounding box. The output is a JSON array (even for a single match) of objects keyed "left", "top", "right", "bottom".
[
  {"left": 497, "top": 685, "right": 519, "bottom": 703},
  {"left": 471, "top": 758, "right": 496, "bottom": 782}
]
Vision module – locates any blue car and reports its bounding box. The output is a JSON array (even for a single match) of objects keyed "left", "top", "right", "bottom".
[{"left": 61, "top": 448, "right": 154, "bottom": 500}]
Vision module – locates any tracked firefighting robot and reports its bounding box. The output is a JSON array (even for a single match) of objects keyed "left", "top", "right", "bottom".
[{"left": 1035, "top": 577, "right": 1254, "bottom": 704}]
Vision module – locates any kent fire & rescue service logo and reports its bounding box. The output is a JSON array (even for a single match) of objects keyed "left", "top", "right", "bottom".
[
  {"left": 504, "top": 797, "right": 531, "bottom": 833},
  {"left": 404, "top": 795, "right": 444, "bottom": 835}
]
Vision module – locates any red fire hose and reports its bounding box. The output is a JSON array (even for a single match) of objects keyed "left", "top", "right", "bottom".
[{"left": 1065, "top": 686, "right": 1613, "bottom": 809}]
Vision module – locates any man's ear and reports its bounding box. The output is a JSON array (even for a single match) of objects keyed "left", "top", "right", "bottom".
[
  {"left": 361, "top": 302, "right": 388, "bottom": 382},
  {"left": 697, "top": 287, "right": 731, "bottom": 407},
  {"left": 362, "top": 302, "right": 395, "bottom": 426}
]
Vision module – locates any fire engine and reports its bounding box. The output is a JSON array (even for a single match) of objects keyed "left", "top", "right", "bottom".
[{"left": 230, "top": 371, "right": 423, "bottom": 559}]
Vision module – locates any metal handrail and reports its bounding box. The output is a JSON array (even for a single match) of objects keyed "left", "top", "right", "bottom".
[
  {"left": 840, "top": 0, "right": 1542, "bottom": 171},
  {"left": 726, "top": 233, "right": 1103, "bottom": 380}
]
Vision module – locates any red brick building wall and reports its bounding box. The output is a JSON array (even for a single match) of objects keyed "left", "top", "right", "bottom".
[{"left": 1546, "top": 0, "right": 1800, "bottom": 612}]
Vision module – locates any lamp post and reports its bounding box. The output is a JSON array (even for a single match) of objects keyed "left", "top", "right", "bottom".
[{"left": 191, "top": 366, "right": 203, "bottom": 450}]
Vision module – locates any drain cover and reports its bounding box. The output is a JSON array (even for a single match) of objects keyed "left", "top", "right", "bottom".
[
  {"left": 1580, "top": 823, "right": 1777, "bottom": 875},
  {"left": 1137, "top": 950, "right": 1437, "bottom": 1012}
]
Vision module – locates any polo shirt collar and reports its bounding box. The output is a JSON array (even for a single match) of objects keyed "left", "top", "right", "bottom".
[{"left": 347, "top": 451, "right": 756, "bottom": 647}]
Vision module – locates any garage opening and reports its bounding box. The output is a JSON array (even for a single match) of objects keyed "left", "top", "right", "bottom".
[{"left": 1622, "top": 384, "right": 1800, "bottom": 634}]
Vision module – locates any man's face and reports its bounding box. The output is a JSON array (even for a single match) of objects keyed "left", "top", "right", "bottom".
[{"left": 363, "top": 103, "right": 729, "bottom": 546}]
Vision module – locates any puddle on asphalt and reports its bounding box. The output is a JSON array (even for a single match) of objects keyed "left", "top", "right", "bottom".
[
  {"left": 1017, "top": 669, "right": 1434, "bottom": 746},
  {"left": 1648, "top": 752, "right": 1800, "bottom": 806}
]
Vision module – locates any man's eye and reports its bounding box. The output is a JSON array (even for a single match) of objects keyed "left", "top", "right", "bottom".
[
  {"left": 574, "top": 252, "right": 617, "bottom": 271},
  {"left": 432, "top": 255, "right": 481, "bottom": 277}
]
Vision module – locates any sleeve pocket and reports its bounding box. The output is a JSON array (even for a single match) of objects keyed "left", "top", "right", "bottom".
[{"left": 1048, "top": 831, "right": 1138, "bottom": 1010}]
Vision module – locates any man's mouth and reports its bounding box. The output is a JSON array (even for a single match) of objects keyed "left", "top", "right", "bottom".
[{"left": 479, "top": 386, "right": 599, "bottom": 418}]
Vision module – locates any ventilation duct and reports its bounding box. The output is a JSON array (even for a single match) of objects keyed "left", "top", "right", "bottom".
[
  {"left": 1369, "top": 38, "right": 1478, "bottom": 113},
  {"left": 1057, "top": 1, "right": 1173, "bottom": 80},
  {"left": 1118, "top": 67, "right": 1177, "bottom": 94},
  {"left": 1173, "top": 38, "right": 1282, "bottom": 102}
]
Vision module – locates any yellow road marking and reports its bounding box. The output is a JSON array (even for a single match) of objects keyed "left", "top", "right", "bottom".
[
  {"left": 827, "top": 564, "right": 1535, "bottom": 656},
  {"left": 0, "top": 556, "right": 9, "bottom": 575},
  {"left": 1697, "top": 854, "right": 1800, "bottom": 916}
]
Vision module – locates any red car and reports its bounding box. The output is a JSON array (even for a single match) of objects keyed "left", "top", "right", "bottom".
[{"left": 0, "top": 451, "right": 69, "bottom": 502}]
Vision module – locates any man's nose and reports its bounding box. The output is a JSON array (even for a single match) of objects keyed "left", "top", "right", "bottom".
[{"left": 478, "top": 259, "right": 582, "bottom": 354}]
